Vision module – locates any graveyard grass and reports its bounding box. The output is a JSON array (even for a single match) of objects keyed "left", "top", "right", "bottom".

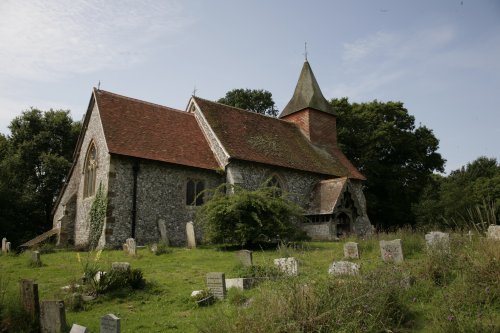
[{"left": 1, "top": 230, "right": 499, "bottom": 332}]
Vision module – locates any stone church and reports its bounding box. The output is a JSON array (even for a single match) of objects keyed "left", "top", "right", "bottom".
[{"left": 52, "top": 61, "right": 372, "bottom": 247}]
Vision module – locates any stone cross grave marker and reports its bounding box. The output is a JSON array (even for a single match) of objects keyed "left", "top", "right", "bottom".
[
  {"left": 236, "top": 250, "right": 253, "bottom": 267},
  {"left": 186, "top": 221, "right": 196, "bottom": 248},
  {"left": 343, "top": 242, "right": 359, "bottom": 259},
  {"left": 69, "top": 323, "right": 89, "bottom": 333},
  {"left": 111, "top": 262, "right": 131, "bottom": 272},
  {"left": 32, "top": 250, "right": 42, "bottom": 266},
  {"left": 328, "top": 261, "right": 360, "bottom": 276},
  {"left": 40, "top": 300, "right": 67, "bottom": 333},
  {"left": 1, "top": 237, "right": 6, "bottom": 253},
  {"left": 19, "top": 279, "right": 39, "bottom": 321},
  {"left": 101, "top": 313, "right": 121, "bottom": 333},
  {"left": 274, "top": 257, "right": 298, "bottom": 276},
  {"left": 379, "top": 239, "right": 404, "bottom": 264},
  {"left": 157, "top": 218, "right": 169, "bottom": 245},
  {"left": 487, "top": 225, "right": 500, "bottom": 240},
  {"left": 125, "top": 238, "right": 136, "bottom": 256},
  {"left": 206, "top": 272, "right": 226, "bottom": 299},
  {"left": 425, "top": 231, "right": 450, "bottom": 251}
]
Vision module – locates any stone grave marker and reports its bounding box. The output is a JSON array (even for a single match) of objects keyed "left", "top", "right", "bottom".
[
  {"left": 19, "top": 279, "right": 39, "bottom": 321},
  {"left": 236, "top": 250, "right": 253, "bottom": 267},
  {"left": 206, "top": 272, "right": 226, "bottom": 299},
  {"left": 101, "top": 313, "right": 121, "bottom": 333},
  {"left": 69, "top": 323, "right": 88, "bottom": 333},
  {"left": 5, "top": 242, "right": 11, "bottom": 253},
  {"left": 379, "top": 239, "right": 404, "bottom": 264},
  {"left": 487, "top": 225, "right": 500, "bottom": 240},
  {"left": 157, "top": 218, "right": 169, "bottom": 245},
  {"left": 274, "top": 257, "right": 298, "bottom": 276},
  {"left": 225, "top": 278, "right": 254, "bottom": 290},
  {"left": 40, "top": 300, "right": 67, "bottom": 333},
  {"left": 1, "top": 237, "right": 6, "bottom": 253},
  {"left": 125, "top": 238, "right": 136, "bottom": 256},
  {"left": 186, "top": 221, "right": 196, "bottom": 248},
  {"left": 111, "top": 262, "right": 130, "bottom": 272},
  {"left": 328, "top": 261, "right": 360, "bottom": 276},
  {"left": 343, "top": 242, "right": 359, "bottom": 259},
  {"left": 32, "top": 250, "right": 42, "bottom": 266},
  {"left": 425, "top": 231, "right": 450, "bottom": 251}
]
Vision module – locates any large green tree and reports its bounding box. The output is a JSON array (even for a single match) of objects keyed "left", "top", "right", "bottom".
[
  {"left": 332, "top": 98, "right": 445, "bottom": 229},
  {"left": 0, "top": 108, "right": 80, "bottom": 245},
  {"left": 218, "top": 88, "right": 278, "bottom": 117}
]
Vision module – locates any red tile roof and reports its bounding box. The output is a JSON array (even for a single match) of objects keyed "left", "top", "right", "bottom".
[
  {"left": 194, "top": 97, "right": 353, "bottom": 177},
  {"left": 95, "top": 89, "right": 220, "bottom": 170}
]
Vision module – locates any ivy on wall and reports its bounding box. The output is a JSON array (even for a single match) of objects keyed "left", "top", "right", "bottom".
[{"left": 88, "top": 183, "right": 107, "bottom": 250}]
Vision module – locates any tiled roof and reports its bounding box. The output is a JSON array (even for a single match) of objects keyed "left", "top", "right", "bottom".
[
  {"left": 193, "top": 97, "right": 350, "bottom": 177},
  {"left": 306, "top": 178, "right": 347, "bottom": 215},
  {"left": 95, "top": 89, "right": 220, "bottom": 170}
]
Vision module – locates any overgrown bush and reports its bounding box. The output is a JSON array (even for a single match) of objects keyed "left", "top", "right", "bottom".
[
  {"left": 153, "top": 242, "right": 171, "bottom": 256},
  {"left": 88, "top": 183, "right": 107, "bottom": 250}
]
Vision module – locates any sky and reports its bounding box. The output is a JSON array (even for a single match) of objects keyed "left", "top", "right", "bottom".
[{"left": 1, "top": 0, "right": 499, "bottom": 173}]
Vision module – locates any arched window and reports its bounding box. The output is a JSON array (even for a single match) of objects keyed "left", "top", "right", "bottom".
[
  {"left": 267, "top": 174, "right": 284, "bottom": 197},
  {"left": 186, "top": 179, "right": 205, "bottom": 206},
  {"left": 83, "top": 142, "right": 97, "bottom": 197}
]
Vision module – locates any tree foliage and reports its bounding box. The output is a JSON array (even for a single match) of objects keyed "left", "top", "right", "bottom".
[
  {"left": 0, "top": 108, "right": 80, "bottom": 245},
  {"left": 218, "top": 89, "right": 278, "bottom": 117},
  {"left": 332, "top": 98, "right": 445, "bottom": 229},
  {"left": 196, "top": 184, "right": 305, "bottom": 246}
]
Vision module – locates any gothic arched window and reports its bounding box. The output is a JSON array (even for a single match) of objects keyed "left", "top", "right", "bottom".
[
  {"left": 84, "top": 142, "right": 97, "bottom": 198},
  {"left": 186, "top": 179, "right": 205, "bottom": 206},
  {"left": 267, "top": 174, "right": 284, "bottom": 197}
]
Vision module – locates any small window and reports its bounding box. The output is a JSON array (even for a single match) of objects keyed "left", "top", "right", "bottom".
[
  {"left": 83, "top": 142, "right": 97, "bottom": 197},
  {"left": 186, "top": 179, "right": 205, "bottom": 206},
  {"left": 267, "top": 175, "right": 283, "bottom": 197}
]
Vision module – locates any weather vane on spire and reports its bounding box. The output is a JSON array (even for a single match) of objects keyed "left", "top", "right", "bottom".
[{"left": 304, "top": 42, "right": 308, "bottom": 61}]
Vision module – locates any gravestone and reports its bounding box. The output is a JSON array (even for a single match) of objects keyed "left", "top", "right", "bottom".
[
  {"left": 19, "top": 279, "right": 39, "bottom": 321},
  {"left": 157, "top": 219, "right": 169, "bottom": 245},
  {"left": 186, "top": 221, "right": 196, "bottom": 248},
  {"left": 206, "top": 272, "right": 226, "bottom": 299},
  {"left": 1, "top": 237, "right": 6, "bottom": 253},
  {"left": 328, "top": 261, "right": 360, "bottom": 276},
  {"left": 468, "top": 230, "right": 473, "bottom": 242},
  {"left": 40, "top": 300, "right": 67, "bottom": 333},
  {"left": 69, "top": 324, "right": 88, "bottom": 333},
  {"left": 32, "top": 250, "right": 42, "bottom": 266},
  {"left": 379, "top": 239, "right": 404, "bottom": 263},
  {"left": 225, "top": 278, "right": 254, "bottom": 290},
  {"left": 274, "top": 257, "right": 298, "bottom": 276},
  {"left": 101, "top": 313, "right": 121, "bottom": 333},
  {"left": 111, "top": 262, "right": 131, "bottom": 272},
  {"left": 487, "top": 225, "right": 500, "bottom": 240},
  {"left": 125, "top": 238, "right": 136, "bottom": 256},
  {"left": 343, "top": 242, "right": 359, "bottom": 259},
  {"left": 425, "top": 231, "right": 450, "bottom": 251},
  {"left": 236, "top": 250, "right": 253, "bottom": 267},
  {"left": 5, "top": 242, "right": 11, "bottom": 253}
]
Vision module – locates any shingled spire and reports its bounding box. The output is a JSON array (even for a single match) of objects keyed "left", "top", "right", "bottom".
[{"left": 279, "top": 61, "right": 336, "bottom": 118}]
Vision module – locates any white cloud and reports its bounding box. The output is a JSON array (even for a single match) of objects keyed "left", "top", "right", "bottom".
[{"left": 0, "top": 0, "right": 192, "bottom": 81}]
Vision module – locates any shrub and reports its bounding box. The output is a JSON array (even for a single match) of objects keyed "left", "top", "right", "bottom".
[
  {"left": 36, "top": 242, "right": 56, "bottom": 254},
  {"left": 153, "top": 242, "right": 171, "bottom": 256},
  {"left": 87, "top": 183, "right": 107, "bottom": 250}
]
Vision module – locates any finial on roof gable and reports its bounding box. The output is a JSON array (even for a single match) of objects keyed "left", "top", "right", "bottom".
[{"left": 279, "top": 61, "right": 336, "bottom": 118}]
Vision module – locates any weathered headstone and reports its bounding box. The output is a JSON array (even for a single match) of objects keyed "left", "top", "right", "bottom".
[
  {"left": 69, "top": 324, "right": 89, "bottom": 333},
  {"left": 468, "top": 230, "right": 473, "bottom": 242},
  {"left": 487, "top": 225, "right": 500, "bottom": 240},
  {"left": 328, "top": 261, "right": 360, "bottom": 276},
  {"left": 157, "top": 218, "right": 169, "bottom": 245},
  {"left": 225, "top": 278, "right": 254, "bottom": 290},
  {"left": 425, "top": 231, "right": 450, "bottom": 251},
  {"left": 111, "top": 262, "right": 131, "bottom": 272},
  {"left": 122, "top": 243, "right": 128, "bottom": 252},
  {"left": 274, "top": 257, "right": 298, "bottom": 276},
  {"left": 100, "top": 313, "right": 121, "bottom": 333},
  {"left": 40, "top": 300, "right": 67, "bottom": 333},
  {"left": 236, "top": 250, "right": 253, "bottom": 267},
  {"left": 206, "top": 272, "right": 226, "bottom": 299},
  {"left": 379, "top": 239, "right": 404, "bottom": 263},
  {"left": 5, "top": 242, "right": 11, "bottom": 253},
  {"left": 1, "top": 237, "right": 6, "bottom": 253},
  {"left": 186, "top": 221, "right": 196, "bottom": 248},
  {"left": 32, "top": 250, "right": 42, "bottom": 266},
  {"left": 343, "top": 242, "right": 359, "bottom": 259},
  {"left": 125, "top": 238, "right": 136, "bottom": 256},
  {"left": 19, "top": 279, "right": 39, "bottom": 321}
]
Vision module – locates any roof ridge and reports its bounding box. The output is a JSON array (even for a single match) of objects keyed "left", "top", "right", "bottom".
[{"left": 94, "top": 88, "right": 188, "bottom": 115}]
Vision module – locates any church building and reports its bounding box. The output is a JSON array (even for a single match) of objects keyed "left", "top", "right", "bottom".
[{"left": 52, "top": 61, "right": 373, "bottom": 247}]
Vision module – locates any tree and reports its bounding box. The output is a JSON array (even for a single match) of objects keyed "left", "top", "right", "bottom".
[
  {"left": 218, "top": 89, "right": 279, "bottom": 117},
  {"left": 332, "top": 98, "right": 445, "bottom": 229},
  {"left": 0, "top": 108, "right": 80, "bottom": 245}
]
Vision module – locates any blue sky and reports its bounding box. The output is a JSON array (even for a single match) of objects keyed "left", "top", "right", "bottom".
[{"left": 1, "top": 0, "right": 499, "bottom": 173}]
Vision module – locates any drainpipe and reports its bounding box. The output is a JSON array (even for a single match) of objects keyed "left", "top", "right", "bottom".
[{"left": 131, "top": 160, "right": 140, "bottom": 239}]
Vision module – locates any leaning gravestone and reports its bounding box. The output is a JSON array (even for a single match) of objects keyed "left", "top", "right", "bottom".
[
  {"left": 487, "top": 225, "right": 500, "bottom": 240},
  {"left": 1, "top": 237, "right": 6, "bottom": 253},
  {"left": 236, "top": 250, "right": 253, "bottom": 267},
  {"left": 40, "top": 300, "right": 67, "bottom": 333},
  {"left": 343, "top": 242, "right": 359, "bottom": 259},
  {"left": 425, "top": 231, "right": 450, "bottom": 251},
  {"left": 69, "top": 323, "right": 88, "bottom": 333},
  {"left": 380, "top": 239, "right": 404, "bottom": 264},
  {"left": 186, "top": 221, "right": 196, "bottom": 248},
  {"left": 19, "top": 279, "right": 39, "bottom": 321},
  {"left": 125, "top": 238, "right": 136, "bottom": 256},
  {"left": 274, "top": 257, "right": 298, "bottom": 276},
  {"left": 206, "top": 272, "right": 226, "bottom": 299},
  {"left": 101, "top": 313, "right": 121, "bottom": 333},
  {"left": 111, "top": 262, "right": 131, "bottom": 272},
  {"left": 328, "top": 261, "right": 360, "bottom": 276},
  {"left": 157, "top": 218, "right": 169, "bottom": 245},
  {"left": 32, "top": 250, "right": 42, "bottom": 266}
]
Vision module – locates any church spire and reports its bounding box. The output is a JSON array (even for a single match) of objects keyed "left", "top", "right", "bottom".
[{"left": 279, "top": 61, "right": 336, "bottom": 118}]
